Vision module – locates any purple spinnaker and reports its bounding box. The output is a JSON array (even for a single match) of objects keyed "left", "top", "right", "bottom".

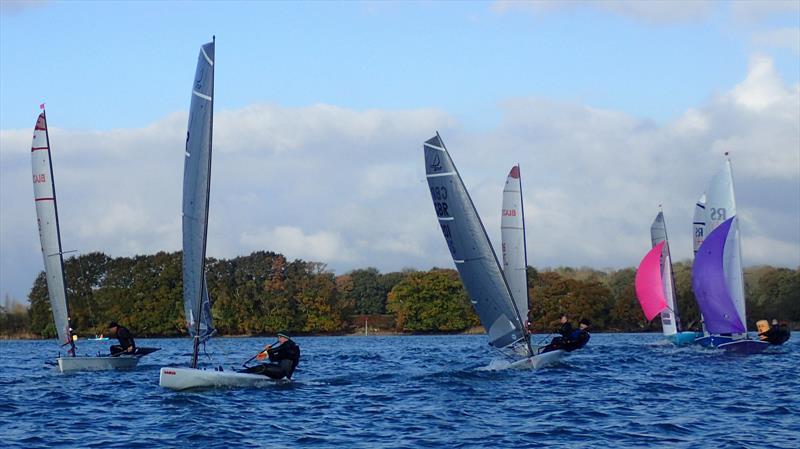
[{"left": 691, "top": 217, "right": 745, "bottom": 334}]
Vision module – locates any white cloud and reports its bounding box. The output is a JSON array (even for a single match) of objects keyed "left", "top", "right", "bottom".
[
  {"left": 731, "top": 0, "right": 800, "bottom": 23},
  {"left": 0, "top": 0, "right": 50, "bottom": 16},
  {"left": 2, "top": 56, "right": 798, "bottom": 303},
  {"left": 751, "top": 27, "right": 800, "bottom": 55},
  {"left": 491, "top": 0, "right": 713, "bottom": 24},
  {"left": 729, "top": 55, "right": 791, "bottom": 111},
  {"left": 240, "top": 226, "right": 354, "bottom": 264}
]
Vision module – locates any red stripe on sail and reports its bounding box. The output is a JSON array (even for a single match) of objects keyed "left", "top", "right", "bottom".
[
  {"left": 31, "top": 147, "right": 49, "bottom": 151},
  {"left": 35, "top": 197, "right": 55, "bottom": 201}
]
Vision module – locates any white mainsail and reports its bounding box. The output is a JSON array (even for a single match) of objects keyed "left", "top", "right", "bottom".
[
  {"left": 424, "top": 134, "right": 528, "bottom": 351},
  {"left": 702, "top": 158, "right": 747, "bottom": 337},
  {"left": 649, "top": 212, "right": 678, "bottom": 336},
  {"left": 30, "top": 110, "right": 74, "bottom": 354},
  {"left": 182, "top": 39, "right": 216, "bottom": 367},
  {"left": 501, "top": 165, "right": 529, "bottom": 326}
]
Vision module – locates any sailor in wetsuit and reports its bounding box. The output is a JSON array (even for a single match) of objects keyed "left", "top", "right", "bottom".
[
  {"left": 542, "top": 317, "right": 591, "bottom": 353},
  {"left": 242, "top": 331, "right": 300, "bottom": 380},
  {"left": 759, "top": 319, "right": 791, "bottom": 345},
  {"left": 108, "top": 322, "right": 136, "bottom": 356}
]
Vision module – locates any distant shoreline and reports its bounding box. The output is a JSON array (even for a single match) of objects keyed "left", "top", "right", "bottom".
[{"left": 1, "top": 329, "right": 708, "bottom": 340}]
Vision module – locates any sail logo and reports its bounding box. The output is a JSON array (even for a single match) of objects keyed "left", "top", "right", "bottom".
[
  {"left": 709, "top": 207, "right": 726, "bottom": 221},
  {"left": 194, "top": 70, "right": 204, "bottom": 90},
  {"left": 430, "top": 154, "right": 442, "bottom": 172},
  {"left": 502, "top": 209, "right": 517, "bottom": 217},
  {"left": 33, "top": 174, "right": 46, "bottom": 184},
  {"left": 694, "top": 228, "right": 704, "bottom": 238}
]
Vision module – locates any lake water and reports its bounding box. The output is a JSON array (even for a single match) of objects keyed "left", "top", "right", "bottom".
[{"left": 1, "top": 334, "right": 797, "bottom": 448}]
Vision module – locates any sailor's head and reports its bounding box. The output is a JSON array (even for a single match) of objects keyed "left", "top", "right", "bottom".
[
  {"left": 560, "top": 315, "right": 568, "bottom": 324},
  {"left": 579, "top": 318, "right": 591, "bottom": 330},
  {"left": 277, "top": 331, "right": 291, "bottom": 343},
  {"left": 108, "top": 322, "right": 119, "bottom": 332}
]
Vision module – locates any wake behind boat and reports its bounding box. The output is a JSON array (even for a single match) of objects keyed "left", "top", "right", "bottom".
[
  {"left": 31, "top": 108, "right": 157, "bottom": 372},
  {"left": 159, "top": 38, "right": 290, "bottom": 390},
  {"left": 423, "top": 134, "right": 566, "bottom": 369}
]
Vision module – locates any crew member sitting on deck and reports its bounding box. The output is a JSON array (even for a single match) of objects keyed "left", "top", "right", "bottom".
[
  {"left": 108, "top": 322, "right": 136, "bottom": 356},
  {"left": 562, "top": 318, "right": 592, "bottom": 352},
  {"left": 759, "top": 319, "right": 791, "bottom": 345},
  {"left": 242, "top": 331, "right": 300, "bottom": 380},
  {"left": 542, "top": 317, "right": 591, "bottom": 353}
]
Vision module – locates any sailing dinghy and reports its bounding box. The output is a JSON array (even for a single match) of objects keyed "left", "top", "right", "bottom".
[
  {"left": 634, "top": 211, "right": 701, "bottom": 345},
  {"left": 31, "top": 108, "right": 157, "bottom": 372},
  {"left": 691, "top": 156, "right": 768, "bottom": 354},
  {"left": 424, "top": 134, "right": 564, "bottom": 369},
  {"left": 159, "top": 39, "right": 283, "bottom": 390}
]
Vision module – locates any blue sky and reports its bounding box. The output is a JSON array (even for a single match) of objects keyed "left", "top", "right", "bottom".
[
  {"left": 1, "top": 0, "right": 799, "bottom": 303},
  {"left": 2, "top": 1, "right": 797, "bottom": 130}
]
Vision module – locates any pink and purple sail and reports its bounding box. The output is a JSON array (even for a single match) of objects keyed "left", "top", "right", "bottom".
[
  {"left": 635, "top": 241, "right": 669, "bottom": 321},
  {"left": 691, "top": 217, "right": 746, "bottom": 334}
]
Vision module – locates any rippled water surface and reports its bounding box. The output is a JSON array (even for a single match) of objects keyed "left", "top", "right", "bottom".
[{"left": 1, "top": 334, "right": 797, "bottom": 448}]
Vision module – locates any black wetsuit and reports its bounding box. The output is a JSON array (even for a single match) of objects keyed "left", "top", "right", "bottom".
[
  {"left": 561, "top": 328, "right": 591, "bottom": 352},
  {"left": 761, "top": 325, "right": 790, "bottom": 345},
  {"left": 557, "top": 322, "right": 574, "bottom": 338},
  {"left": 242, "top": 339, "right": 300, "bottom": 379},
  {"left": 110, "top": 326, "right": 136, "bottom": 355},
  {"left": 542, "top": 324, "right": 590, "bottom": 353}
]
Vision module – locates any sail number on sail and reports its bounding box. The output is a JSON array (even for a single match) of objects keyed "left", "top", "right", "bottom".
[
  {"left": 708, "top": 208, "right": 727, "bottom": 222},
  {"left": 33, "top": 174, "right": 46, "bottom": 183},
  {"left": 430, "top": 186, "right": 450, "bottom": 217}
]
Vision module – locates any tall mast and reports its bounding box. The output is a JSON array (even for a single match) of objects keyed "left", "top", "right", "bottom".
[
  {"left": 516, "top": 164, "right": 533, "bottom": 355},
  {"left": 659, "top": 206, "right": 681, "bottom": 331},
  {"left": 41, "top": 107, "right": 76, "bottom": 356},
  {"left": 191, "top": 36, "right": 215, "bottom": 369},
  {"left": 437, "top": 133, "right": 531, "bottom": 355}
]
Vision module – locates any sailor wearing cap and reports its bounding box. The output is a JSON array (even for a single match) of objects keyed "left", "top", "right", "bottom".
[{"left": 242, "top": 331, "right": 300, "bottom": 379}]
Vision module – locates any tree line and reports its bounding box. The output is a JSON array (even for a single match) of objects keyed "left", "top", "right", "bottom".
[{"left": 1, "top": 251, "right": 797, "bottom": 338}]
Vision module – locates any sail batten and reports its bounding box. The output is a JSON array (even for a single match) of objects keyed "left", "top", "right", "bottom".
[
  {"left": 424, "top": 134, "right": 525, "bottom": 349},
  {"left": 30, "top": 111, "right": 73, "bottom": 352},
  {"left": 182, "top": 40, "right": 216, "bottom": 350}
]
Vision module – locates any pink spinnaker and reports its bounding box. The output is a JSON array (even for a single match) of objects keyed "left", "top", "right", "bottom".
[{"left": 635, "top": 241, "right": 669, "bottom": 321}]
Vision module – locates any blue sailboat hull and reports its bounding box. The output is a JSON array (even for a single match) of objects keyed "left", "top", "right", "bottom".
[
  {"left": 694, "top": 334, "right": 769, "bottom": 354},
  {"left": 667, "top": 331, "right": 702, "bottom": 346}
]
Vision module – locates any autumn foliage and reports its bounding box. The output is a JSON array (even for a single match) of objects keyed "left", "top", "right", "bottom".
[{"left": 8, "top": 250, "right": 798, "bottom": 338}]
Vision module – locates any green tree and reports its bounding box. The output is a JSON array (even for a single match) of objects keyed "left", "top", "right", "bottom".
[{"left": 387, "top": 269, "right": 478, "bottom": 332}]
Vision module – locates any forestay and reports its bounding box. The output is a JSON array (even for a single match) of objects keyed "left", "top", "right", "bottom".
[
  {"left": 424, "top": 134, "right": 525, "bottom": 349},
  {"left": 182, "top": 40, "right": 216, "bottom": 342},
  {"left": 501, "top": 165, "right": 529, "bottom": 324},
  {"left": 31, "top": 111, "right": 73, "bottom": 350},
  {"left": 649, "top": 212, "right": 678, "bottom": 335}
]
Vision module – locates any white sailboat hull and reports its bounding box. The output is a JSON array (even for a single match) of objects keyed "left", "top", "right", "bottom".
[
  {"left": 159, "top": 367, "right": 283, "bottom": 390},
  {"left": 57, "top": 356, "right": 139, "bottom": 373},
  {"left": 507, "top": 349, "right": 566, "bottom": 369}
]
